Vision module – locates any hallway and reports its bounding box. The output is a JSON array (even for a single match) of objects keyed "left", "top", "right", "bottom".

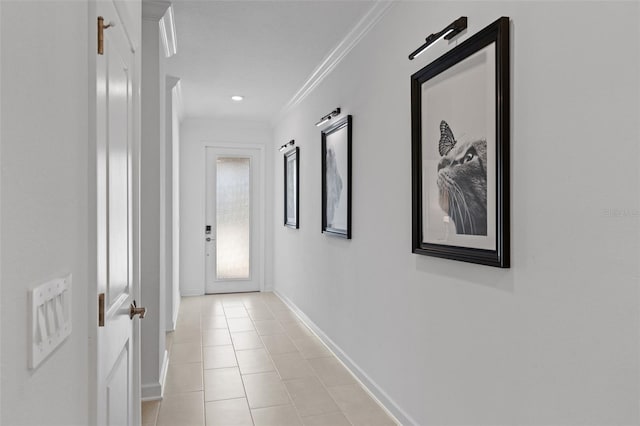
[{"left": 142, "top": 292, "right": 397, "bottom": 426}]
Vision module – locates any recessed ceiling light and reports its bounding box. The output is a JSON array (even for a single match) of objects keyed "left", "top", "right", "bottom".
[{"left": 231, "top": 95, "right": 244, "bottom": 102}]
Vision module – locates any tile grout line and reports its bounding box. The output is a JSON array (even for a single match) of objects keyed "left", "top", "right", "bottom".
[
  {"left": 157, "top": 299, "right": 205, "bottom": 425},
  {"left": 159, "top": 293, "right": 394, "bottom": 426},
  {"left": 246, "top": 297, "right": 296, "bottom": 420},
  {"left": 251, "top": 298, "right": 305, "bottom": 425},
  {"left": 225, "top": 300, "right": 257, "bottom": 426},
  {"left": 281, "top": 333, "right": 356, "bottom": 426},
  {"left": 255, "top": 297, "right": 355, "bottom": 426},
  {"left": 273, "top": 292, "right": 398, "bottom": 426},
  {"left": 199, "top": 304, "right": 207, "bottom": 425}
]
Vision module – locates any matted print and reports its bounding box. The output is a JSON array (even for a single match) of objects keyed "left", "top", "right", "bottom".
[{"left": 411, "top": 17, "right": 510, "bottom": 267}]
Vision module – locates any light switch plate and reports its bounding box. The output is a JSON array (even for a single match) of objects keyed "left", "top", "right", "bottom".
[{"left": 29, "top": 274, "right": 72, "bottom": 369}]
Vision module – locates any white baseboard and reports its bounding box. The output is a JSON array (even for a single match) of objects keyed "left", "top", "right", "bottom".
[
  {"left": 171, "top": 299, "right": 180, "bottom": 330},
  {"left": 180, "top": 289, "right": 203, "bottom": 297},
  {"left": 141, "top": 350, "right": 169, "bottom": 402},
  {"left": 159, "top": 349, "right": 169, "bottom": 393},
  {"left": 166, "top": 314, "right": 176, "bottom": 332},
  {"left": 167, "top": 309, "right": 178, "bottom": 332},
  {"left": 141, "top": 382, "right": 162, "bottom": 401},
  {"left": 274, "top": 291, "right": 415, "bottom": 426},
  {"left": 262, "top": 281, "right": 274, "bottom": 292}
]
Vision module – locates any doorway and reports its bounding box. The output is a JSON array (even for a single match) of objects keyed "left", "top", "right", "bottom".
[{"left": 204, "top": 145, "right": 264, "bottom": 294}]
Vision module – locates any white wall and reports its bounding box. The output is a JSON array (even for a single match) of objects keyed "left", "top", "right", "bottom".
[
  {"left": 273, "top": 2, "right": 640, "bottom": 425},
  {"left": 180, "top": 118, "right": 273, "bottom": 296},
  {"left": 140, "top": 2, "right": 168, "bottom": 399},
  {"left": 0, "top": 1, "right": 90, "bottom": 424}
]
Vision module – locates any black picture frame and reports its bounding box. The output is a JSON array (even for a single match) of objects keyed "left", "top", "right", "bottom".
[
  {"left": 321, "top": 115, "right": 352, "bottom": 239},
  {"left": 411, "top": 17, "right": 510, "bottom": 267},
  {"left": 284, "top": 147, "right": 299, "bottom": 228}
]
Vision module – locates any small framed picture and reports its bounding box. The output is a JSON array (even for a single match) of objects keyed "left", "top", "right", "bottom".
[
  {"left": 284, "top": 147, "right": 299, "bottom": 228},
  {"left": 411, "top": 17, "right": 510, "bottom": 267},
  {"left": 321, "top": 115, "right": 352, "bottom": 239}
]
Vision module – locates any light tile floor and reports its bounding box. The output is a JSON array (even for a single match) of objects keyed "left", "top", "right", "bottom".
[{"left": 142, "top": 292, "right": 397, "bottom": 426}]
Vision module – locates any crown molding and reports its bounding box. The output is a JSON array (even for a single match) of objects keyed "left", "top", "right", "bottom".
[
  {"left": 142, "top": 0, "right": 170, "bottom": 22},
  {"left": 275, "top": 0, "right": 394, "bottom": 124}
]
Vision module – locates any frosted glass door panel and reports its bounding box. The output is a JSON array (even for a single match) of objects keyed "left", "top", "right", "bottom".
[
  {"left": 205, "top": 146, "right": 262, "bottom": 294},
  {"left": 216, "top": 157, "right": 251, "bottom": 280}
]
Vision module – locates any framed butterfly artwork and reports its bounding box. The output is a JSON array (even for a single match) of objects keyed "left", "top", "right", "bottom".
[{"left": 410, "top": 17, "right": 510, "bottom": 267}]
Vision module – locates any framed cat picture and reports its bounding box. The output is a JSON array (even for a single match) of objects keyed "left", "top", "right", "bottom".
[
  {"left": 284, "top": 147, "right": 299, "bottom": 228},
  {"left": 321, "top": 115, "right": 352, "bottom": 239},
  {"left": 411, "top": 17, "right": 510, "bottom": 268}
]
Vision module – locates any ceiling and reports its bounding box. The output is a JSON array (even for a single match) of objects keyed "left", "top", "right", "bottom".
[{"left": 166, "top": 1, "right": 375, "bottom": 122}]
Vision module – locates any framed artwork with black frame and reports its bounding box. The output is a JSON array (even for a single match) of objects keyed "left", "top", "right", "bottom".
[
  {"left": 411, "top": 17, "right": 510, "bottom": 267},
  {"left": 321, "top": 115, "right": 352, "bottom": 239},
  {"left": 284, "top": 147, "right": 299, "bottom": 228}
]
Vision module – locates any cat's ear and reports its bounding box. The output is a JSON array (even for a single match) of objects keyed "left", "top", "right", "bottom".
[{"left": 439, "top": 120, "right": 457, "bottom": 156}]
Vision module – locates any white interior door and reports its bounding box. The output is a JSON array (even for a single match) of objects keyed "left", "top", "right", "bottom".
[
  {"left": 95, "top": 2, "right": 141, "bottom": 425},
  {"left": 205, "top": 146, "right": 263, "bottom": 294}
]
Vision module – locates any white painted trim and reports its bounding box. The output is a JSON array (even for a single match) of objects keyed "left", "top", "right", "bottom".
[
  {"left": 141, "top": 383, "right": 162, "bottom": 401},
  {"left": 169, "top": 307, "right": 178, "bottom": 331},
  {"left": 159, "top": 18, "right": 170, "bottom": 57},
  {"left": 174, "top": 81, "right": 184, "bottom": 122},
  {"left": 275, "top": 291, "right": 414, "bottom": 426},
  {"left": 166, "top": 76, "right": 182, "bottom": 121},
  {"left": 173, "top": 81, "right": 184, "bottom": 123},
  {"left": 164, "top": 75, "right": 180, "bottom": 332},
  {"left": 159, "top": 349, "right": 169, "bottom": 395},
  {"left": 141, "top": 349, "right": 168, "bottom": 401},
  {"left": 159, "top": 6, "right": 177, "bottom": 58},
  {"left": 201, "top": 142, "right": 266, "bottom": 296},
  {"left": 275, "top": 0, "right": 394, "bottom": 123}
]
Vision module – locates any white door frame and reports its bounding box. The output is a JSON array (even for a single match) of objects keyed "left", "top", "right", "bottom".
[{"left": 202, "top": 142, "right": 265, "bottom": 294}]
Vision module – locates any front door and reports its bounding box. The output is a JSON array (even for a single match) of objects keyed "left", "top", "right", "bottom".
[
  {"left": 95, "top": 2, "right": 141, "bottom": 425},
  {"left": 205, "top": 146, "right": 263, "bottom": 294}
]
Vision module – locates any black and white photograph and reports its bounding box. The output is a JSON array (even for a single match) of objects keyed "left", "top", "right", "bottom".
[
  {"left": 322, "top": 115, "right": 352, "bottom": 239},
  {"left": 284, "top": 147, "right": 299, "bottom": 228},
  {"left": 411, "top": 17, "right": 510, "bottom": 267}
]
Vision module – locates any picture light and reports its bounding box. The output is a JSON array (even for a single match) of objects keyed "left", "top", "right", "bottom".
[
  {"left": 408, "top": 17, "right": 467, "bottom": 60},
  {"left": 315, "top": 108, "right": 341, "bottom": 127}
]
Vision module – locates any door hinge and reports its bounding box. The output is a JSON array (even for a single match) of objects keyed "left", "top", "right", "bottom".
[
  {"left": 98, "top": 293, "right": 105, "bottom": 327},
  {"left": 97, "top": 16, "right": 113, "bottom": 55}
]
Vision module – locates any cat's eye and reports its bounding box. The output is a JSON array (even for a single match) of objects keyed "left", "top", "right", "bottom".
[{"left": 463, "top": 151, "right": 475, "bottom": 163}]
